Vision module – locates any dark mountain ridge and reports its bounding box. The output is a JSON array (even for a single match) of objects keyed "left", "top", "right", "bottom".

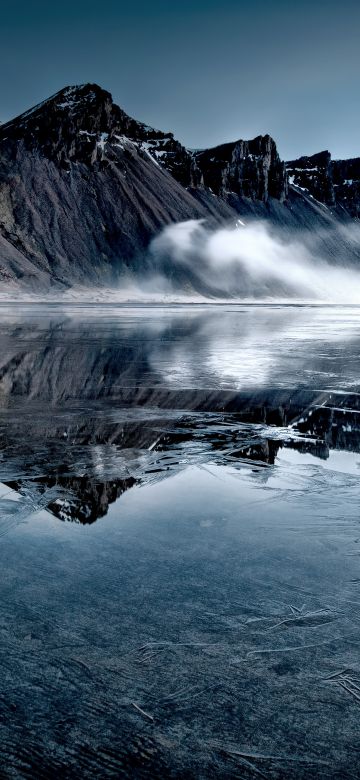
[
  {"left": 0, "top": 82, "right": 359, "bottom": 295},
  {"left": 286, "top": 150, "right": 360, "bottom": 216}
]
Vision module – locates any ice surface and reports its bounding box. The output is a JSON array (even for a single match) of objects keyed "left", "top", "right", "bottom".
[{"left": 0, "top": 304, "right": 360, "bottom": 778}]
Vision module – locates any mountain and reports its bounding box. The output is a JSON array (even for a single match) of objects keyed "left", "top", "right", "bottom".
[
  {"left": 0, "top": 84, "right": 213, "bottom": 291},
  {"left": 286, "top": 150, "right": 360, "bottom": 216},
  {"left": 0, "top": 82, "right": 360, "bottom": 295}
]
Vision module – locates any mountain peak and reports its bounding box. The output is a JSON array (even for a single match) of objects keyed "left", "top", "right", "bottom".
[
  {"left": 0, "top": 83, "right": 191, "bottom": 177},
  {"left": 0, "top": 83, "right": 115, "bottom": 137},
  {"left": 46, "top": 83, "right": 113, "bottom": 111},
  {"left": 1, "top": 83, "right": 112, "bottom": 129},
  {"left": 0, "top": 84, "right": 287, "bottom": 201},
  {"left": 0, "top": 83, "right": 153, "bottom": 167},
  {"left": 191, "top": 134, "right": 287, "bottom": 201}
]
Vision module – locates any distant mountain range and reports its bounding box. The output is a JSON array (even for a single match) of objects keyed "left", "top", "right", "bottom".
[{"left": 0, "top": 83, "right": 359, "bottom": 295}]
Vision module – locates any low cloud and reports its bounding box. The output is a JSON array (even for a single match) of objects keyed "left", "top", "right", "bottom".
[{"left": 148, "top": 218, "right": 360, "bottom": 302}]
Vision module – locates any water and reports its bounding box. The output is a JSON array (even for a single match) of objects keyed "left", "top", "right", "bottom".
[{"left": 1, "top": 304, "right": 360, "bottom": 779}]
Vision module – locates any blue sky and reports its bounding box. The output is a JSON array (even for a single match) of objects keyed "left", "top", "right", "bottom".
[{"left": 1, "top": 0, "right": 359, "bottom": 159}]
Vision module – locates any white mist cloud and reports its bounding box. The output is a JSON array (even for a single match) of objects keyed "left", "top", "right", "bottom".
[
  {"left": 149, "top": 218, "right": 360, "bottom": 303},
  {"left": 9, "top": 218, "right": 360, "bottom": 304}
]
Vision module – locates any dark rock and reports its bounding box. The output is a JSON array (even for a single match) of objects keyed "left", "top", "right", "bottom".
[
  {"left": 332, "top": 157, "right": 360, "bottom": 217},
  {"left": 286, "top": 150, "right": 335, "bottom": 205},
  {"left": 0, "top": 84, "right": 220, "bottom": 289},
  {"left": 0, "top": 82, "right": 359, "bottom": 294},
  {"left": 190, "top": 135, "right": 288, "bottom": 202},
  {"left": 286, "top": 150, "right": 360, "bottom": 217}
]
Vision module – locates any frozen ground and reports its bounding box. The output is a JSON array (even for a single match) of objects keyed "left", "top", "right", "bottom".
[{"left": 0, "top": 304, "right": 360, "bottom": 778}]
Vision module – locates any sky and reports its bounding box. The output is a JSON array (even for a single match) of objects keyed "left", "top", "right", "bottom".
[{"left": 0, "top": 0, "right": 359, "bottom": 160}]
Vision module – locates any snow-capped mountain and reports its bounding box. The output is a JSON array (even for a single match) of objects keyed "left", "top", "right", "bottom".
[{"left": 0, "top": 83, "right": 359, "bottom": 294}]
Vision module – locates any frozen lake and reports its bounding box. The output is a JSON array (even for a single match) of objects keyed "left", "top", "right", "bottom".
[{"left": 1, "top": 304, "right": 360, "bottom": 778}]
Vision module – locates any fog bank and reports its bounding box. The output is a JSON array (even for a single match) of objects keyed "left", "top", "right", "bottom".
[{"left": 147, "top": 219, "right": 360, "bottom": 303}]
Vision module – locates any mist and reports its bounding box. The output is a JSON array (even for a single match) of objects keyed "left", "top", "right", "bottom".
[
  {"left": 3, "top": 218, "right": 360, "bottom": 304},
  {"left": 146, "top": 218, "right": 360, "bottom": 303}
]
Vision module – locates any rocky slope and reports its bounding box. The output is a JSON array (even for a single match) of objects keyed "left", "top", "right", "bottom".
[
  {"left": 0, "top": 82, "right": 360, "bottom": 294},
  {"left": 286, "top": 150, "right": 360, "bottom": 217},
  {"left": 189, "top": 136, "right": 287, "bottom": 201},
  {"left": 0, "top": 84, "right": 215, "bottom": 290}
]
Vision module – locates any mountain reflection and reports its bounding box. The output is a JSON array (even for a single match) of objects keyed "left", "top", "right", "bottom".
[{"left": 0, "top": 304, "right": 360, "bottom": 523}]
